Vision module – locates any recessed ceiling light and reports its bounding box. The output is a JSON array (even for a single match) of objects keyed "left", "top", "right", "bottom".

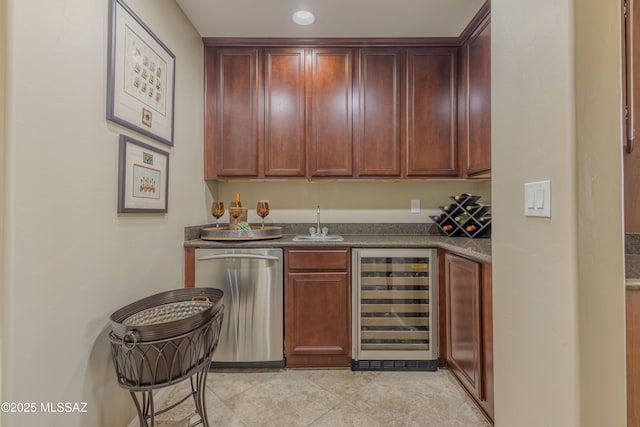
[{"left": 292, "top": 10, "right": 315, "bottom": 26}]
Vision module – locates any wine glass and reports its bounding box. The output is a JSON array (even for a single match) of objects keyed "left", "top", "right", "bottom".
[
  {"left": 256, "top": 200, "right": 270, "bottom": 229},
  {"left": 211, "top": 201, "right": 225, "bottom": 228},
  {"left": 229, "top": 201, "right": 243, "bottom": 227}
]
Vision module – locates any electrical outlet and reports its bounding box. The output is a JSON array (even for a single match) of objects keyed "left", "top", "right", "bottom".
[{"left": 411, "top": 199, "right": 420, "bottom": 213}]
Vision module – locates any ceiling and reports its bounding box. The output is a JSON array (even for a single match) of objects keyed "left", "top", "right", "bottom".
[{"left": 176, "top": 0, "right": 486, "bottom": 38}]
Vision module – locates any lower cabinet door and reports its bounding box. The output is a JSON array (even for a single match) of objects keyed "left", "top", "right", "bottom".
[
  {"left": 627, "top": 289, "right": 640, "bottom": 426},
  {"left": 445, "top": 253, "right": 483, "bottom": 400},
  {"left": 285, "top": 271, "right": 351, "bottom": 367}
]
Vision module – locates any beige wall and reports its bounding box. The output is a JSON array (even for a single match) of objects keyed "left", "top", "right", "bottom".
[
  {"left": 210, "top": 180, "right": 491, "bottom": 224},
  {"left": 3, "top": 1, "right": 206, "bottom": 425},
  {"left": 492, "top": 1, "right": 579, "bottom": 425},
  {"left": 0, "top": 0, "right": 6, "bottom": 407},
  {"left": 575, "top": 0, "right": 627, "bottom": 425},
  {"left": 493, "top": 0, "right": 626, "bottom": 426}
]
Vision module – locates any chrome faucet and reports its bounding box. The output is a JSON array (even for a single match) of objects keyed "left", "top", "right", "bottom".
[{"left": 308, "top": 205, "right": 329, "bottom": 237}]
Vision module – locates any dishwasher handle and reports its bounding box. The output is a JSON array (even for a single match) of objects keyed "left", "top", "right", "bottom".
[{"left": 197, "top": 253, "right": 281, "bottom": 261}]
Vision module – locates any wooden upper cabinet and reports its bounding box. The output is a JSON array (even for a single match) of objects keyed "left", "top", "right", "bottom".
[
  {"left": 207, "top": 47, "right": 262, "bottom": 178},
  {"left": 405, "top": 48, "right": 458, "bottom": 177},
  {"left": 264, "top": 48, "right": 306, "bottom": 177},
  {"left": 355, "top": 48, "right": 402, "bottom": 177},
  {"left": 203, "top": 37, "right": 492, "bottom": 181},
  {"left": 204, "top": 48, "right": 216, "bottom": 180},
  {"left": 624, "top": 0, "right": 640, "bottom": 232},
  {"left": 307, "top": 48, "right": 355, "bottom": 177},
  {"left": 462, "top": 17, "right": 491, "bottom": 177},
  {"left": 625, "top": 0, "right": 640, "bottom": 150}
]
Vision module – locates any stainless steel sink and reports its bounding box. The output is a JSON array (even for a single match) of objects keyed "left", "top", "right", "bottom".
[{"left": 292, "top": 234, "right": 344, "bottom": 242}]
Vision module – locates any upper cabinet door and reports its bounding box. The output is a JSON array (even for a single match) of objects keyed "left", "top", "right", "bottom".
[
  {"left": 307, "top": 48, "right": 355, "bottom": 177},
  {"left": 264, "top": 48, "right": 306, "bottom": 177},
  {"left": 405, "top": 48, "right": 458, "bottom": 177},
  {"left": 355, "top": 48, "right": 402, "bottom": 177},
  {"left": 464, "top": 18, "right": 491, "bottom": 176},
  {"left": 203, "top": 38, "right": 491, "bottom": 181},
  {"left": 624, "top": 0, "right": 640, "bottom": 232},
  {"left": 213, "top": 48, "right": 262, "bottom": 177}
]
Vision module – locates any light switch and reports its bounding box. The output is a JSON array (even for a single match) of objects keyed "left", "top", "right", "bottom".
[
  {"left": 524, "top": 180, "right": 551, "bottom": 217},
  {"left": 411, "top": 199, "right": 420, "bottom": 213},
  {"left": 526, "top": 191, "right": 535, "bottom": 209},
  {"left": 534, "top": 189, "right": 544, "bottom": 208}
]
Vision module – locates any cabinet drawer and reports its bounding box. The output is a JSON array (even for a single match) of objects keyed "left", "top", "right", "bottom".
[{"left": 287, "top": 250, "right": 349, "bottom": 271}]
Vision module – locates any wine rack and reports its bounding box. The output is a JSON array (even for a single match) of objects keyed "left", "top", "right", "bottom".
[{"left": 430, "top": 193, "right": 491, "bottom": 238}]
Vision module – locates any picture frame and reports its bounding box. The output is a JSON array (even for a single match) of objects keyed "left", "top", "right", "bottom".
[
  {"left": 107, "top": 0, "right": 175, "bottom": 146},
  {"left": 118, "top": 135, "right": 169, "bottom": 213}
]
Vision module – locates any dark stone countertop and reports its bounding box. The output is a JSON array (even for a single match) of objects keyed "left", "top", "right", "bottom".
[
  {"left": 184, "top": 223, "right": 492, "bottom": 264},
  {"left": 627, "top": 234, "right": 640, "bottom": 289},
  {"left": 627, "top": 255, "right": 640, "bottom": 290}
]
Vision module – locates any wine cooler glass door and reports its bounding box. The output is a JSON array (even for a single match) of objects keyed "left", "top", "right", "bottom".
[{"left": 352, "top": 249, "right": 437, "bottom": 362}]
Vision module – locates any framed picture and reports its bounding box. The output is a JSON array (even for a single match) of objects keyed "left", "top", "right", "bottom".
[
  {"left": 118, "top": 135, "right": 169, "bottom": 213},
  {"left": 107, "top": 0, "right": 175, "bottom": 146}
]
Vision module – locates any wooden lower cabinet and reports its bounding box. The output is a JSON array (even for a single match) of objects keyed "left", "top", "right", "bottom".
[
  {"left": 627, "top": 288, "right": 640, "bottom": 426},
  {"left": 285, "top": 249, "right": 351, "bottom": 367},
  {"left": 444, "top": 252, "right": 494, "bottom": 423}
]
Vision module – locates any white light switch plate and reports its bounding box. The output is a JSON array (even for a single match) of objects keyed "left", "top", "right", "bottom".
[{"left": 524, "top": 180, "right": 551, "bottom": 217}]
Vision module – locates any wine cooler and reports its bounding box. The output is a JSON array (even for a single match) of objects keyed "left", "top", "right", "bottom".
[{"left": 352, "top": 249, "right": 437, "bottom": 371}]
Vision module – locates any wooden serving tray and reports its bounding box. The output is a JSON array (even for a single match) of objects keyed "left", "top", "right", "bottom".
[{"left": 200, "top": 226, "right": 283, "bottom": 241}]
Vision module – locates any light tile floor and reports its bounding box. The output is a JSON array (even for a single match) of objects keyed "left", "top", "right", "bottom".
[{"left": 152, "top": 368, "right": 491, "bottom": 427}]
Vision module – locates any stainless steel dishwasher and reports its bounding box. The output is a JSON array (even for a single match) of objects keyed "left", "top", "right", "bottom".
[{"left": 194, "top": 248, "right": 284, "bottom": 367}]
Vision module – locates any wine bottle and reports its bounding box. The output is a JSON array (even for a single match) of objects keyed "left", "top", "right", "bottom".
[{"left": 454, "top": 214, "right": 468, "bottom": 224}]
